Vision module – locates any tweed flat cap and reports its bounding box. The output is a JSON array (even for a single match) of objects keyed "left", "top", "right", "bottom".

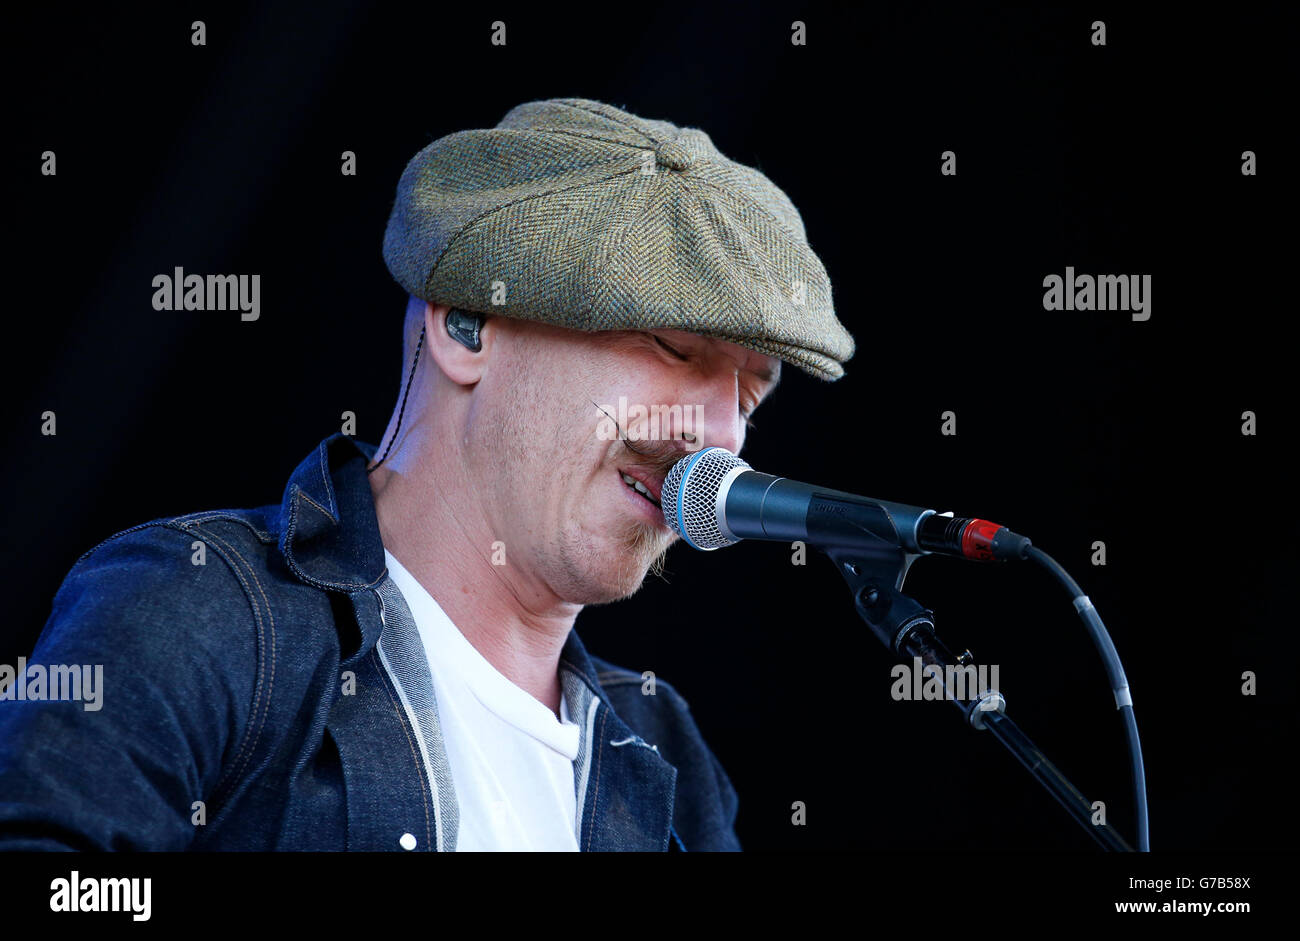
[{"left": 382, "top": 98, "right": 854, "bottom": 380}]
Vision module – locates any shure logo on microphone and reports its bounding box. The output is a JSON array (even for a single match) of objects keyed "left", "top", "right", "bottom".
[
  {"left": 1042, "top": 268, "right": 1150, "bottom": 321},
  {"left": 811, "top": 500, "right": 846, "bottom": 516}
]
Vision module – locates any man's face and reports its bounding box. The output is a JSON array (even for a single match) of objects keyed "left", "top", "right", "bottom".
[{"left": 469, "top": 320, "right": 779, "bottom": 605}]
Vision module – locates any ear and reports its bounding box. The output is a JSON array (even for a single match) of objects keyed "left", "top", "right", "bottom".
[{"left": 424, "top": 303, "right": 489, "bottom": 386}]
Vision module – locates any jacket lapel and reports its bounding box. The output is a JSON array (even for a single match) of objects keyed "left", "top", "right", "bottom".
[{"left": 561, "top": 632, "right": 678, "bottom": 852}]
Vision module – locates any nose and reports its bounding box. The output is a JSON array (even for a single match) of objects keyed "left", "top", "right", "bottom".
[{"left": 675, "top": 373, "right": 744, "bottom": 457}]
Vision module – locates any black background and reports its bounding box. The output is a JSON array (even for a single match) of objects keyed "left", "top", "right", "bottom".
[{"left": 4, "top": 1, "right": 1293, "bottom": 852}]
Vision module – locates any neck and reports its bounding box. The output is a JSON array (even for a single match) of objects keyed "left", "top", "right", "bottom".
[{"left": 367, "top": 418, "right": 580, "bottom": 718}]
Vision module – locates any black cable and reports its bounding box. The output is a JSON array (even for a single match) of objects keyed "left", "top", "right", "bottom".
[
  {"left": 1024, "top": 544, "right": 1150, "bottom": 851},
  {"left": 367, "top": 324, "right": 426, "bottom": 474}
]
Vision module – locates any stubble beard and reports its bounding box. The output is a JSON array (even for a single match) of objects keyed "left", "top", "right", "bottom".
[{"left": 550, "top": 514, "right": 674, "bottom": 605}]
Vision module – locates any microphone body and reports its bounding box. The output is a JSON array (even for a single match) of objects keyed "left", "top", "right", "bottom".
[{"left": 663, "top": 447, "right": 1030, "bottom": 562}]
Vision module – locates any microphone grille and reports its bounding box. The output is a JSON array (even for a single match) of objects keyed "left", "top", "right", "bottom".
[{"left": 661, "top": 447, "right": 750, "bottom": 550}]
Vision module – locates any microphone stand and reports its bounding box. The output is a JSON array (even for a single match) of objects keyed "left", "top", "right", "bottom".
[{"left": 825, "top": 545, "right": 1134, "bottom": 852}]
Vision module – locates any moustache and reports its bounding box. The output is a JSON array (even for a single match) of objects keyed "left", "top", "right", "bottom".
[{"left": 620, "top": 437, "right": 690, "bottom": 482}]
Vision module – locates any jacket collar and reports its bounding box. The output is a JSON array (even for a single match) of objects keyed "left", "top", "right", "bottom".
[{"left": 277, "top": 433, "right": 387, "bottom": 593}]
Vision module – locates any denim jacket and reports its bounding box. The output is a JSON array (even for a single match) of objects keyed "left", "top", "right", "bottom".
[{"left": 0, "top": 433, "right": 741, "bottom": 851}]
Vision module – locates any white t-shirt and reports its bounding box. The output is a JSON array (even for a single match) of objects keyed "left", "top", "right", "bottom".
[{"left": 383, "top": 549, "right": 581, "bottom": 851}]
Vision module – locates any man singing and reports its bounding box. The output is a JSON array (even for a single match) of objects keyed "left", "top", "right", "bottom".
[{"left": 0, "top": 98, "right": 854, "bottom": 851}]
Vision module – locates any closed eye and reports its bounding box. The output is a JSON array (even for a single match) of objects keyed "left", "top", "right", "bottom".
[{"left": 651, "top": 335, "right": 689, "bottom": 361}]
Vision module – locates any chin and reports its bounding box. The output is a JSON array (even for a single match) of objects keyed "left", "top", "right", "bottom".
[
  {"left": 570, "top": 551, "right": 654, "bottom": 605},
  {"left": 550, "top": 568, "right": 646, "bottom": 606},
  {"left": 579, "top": 575, "right": 649, "bottom": 606},
  {"left": 553, "top": 525, "right": 668, "bottom": 605}
]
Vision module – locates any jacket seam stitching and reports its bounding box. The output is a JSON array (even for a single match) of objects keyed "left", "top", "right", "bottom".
[
  {"left": 315, "top": 441, "right": 338, "bottom": 518},
  {"left": 282, "top": 492, "right": 387, "bottom": 592},
  {"left": 73, "top": 521, "right": 167, "bottom": 566},
  {"left": 174, "top": 513, "right": 274, "bottom": 543},
  {"left": 180, "top": 523, "right": 276, "bottom": 802},
  {"left": 296, "top": 490, "right": 334, "bottom": 521},
  {"left": 584, "top": 707, "right": 608, "bottom": 850}
]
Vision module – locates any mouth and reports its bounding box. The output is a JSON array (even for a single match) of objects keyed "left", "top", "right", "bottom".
[{"left": 617, "top": 468, "right": 663, "bottom": 509}]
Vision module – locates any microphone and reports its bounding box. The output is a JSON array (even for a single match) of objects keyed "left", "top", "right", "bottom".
[{"left": 660, "top": 446, "right": 1031, "bottom": 562}]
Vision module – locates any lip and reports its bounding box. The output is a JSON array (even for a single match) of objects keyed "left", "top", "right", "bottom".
[
  {"left": 615, "top": 468, "right": 668, "bottom": 527},
  {"left": 616, "top": 466, "right": 665, "bottom": 505}
]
